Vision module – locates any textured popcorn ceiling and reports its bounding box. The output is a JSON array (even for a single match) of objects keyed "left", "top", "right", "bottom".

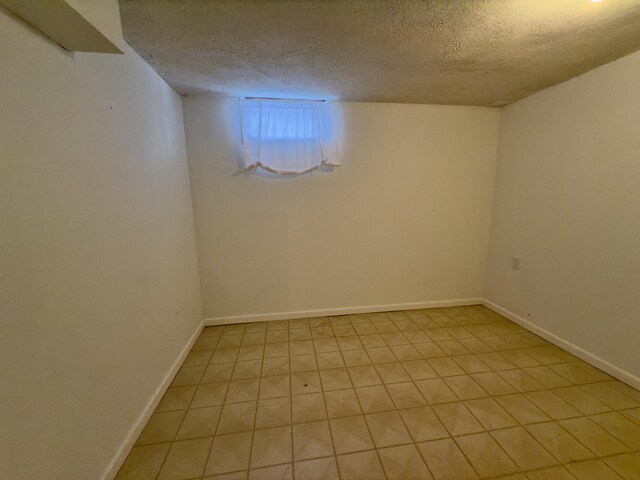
[{"left": 118, "top": 0, "right": 640, "bottom": 106}]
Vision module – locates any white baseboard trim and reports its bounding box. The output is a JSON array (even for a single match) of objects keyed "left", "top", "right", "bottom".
[
  {"left": 100, "top": 318, "right": 205, "bottom": 480},
  {"left": 482, "top": 299, "right": 640, "bottom": 391},
  {"left": 203, "top": 298, "right": 484, "bottom": 326}
]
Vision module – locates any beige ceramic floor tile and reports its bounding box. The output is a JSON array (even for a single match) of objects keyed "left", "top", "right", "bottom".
[
  {"left": 156, "top": 385, "right": 197, "bottom": 413},
  {"left": 226, "top": 378, "right": 260, "bottom": 403},
  {"left": 266, "top": 330, "right": 289, "bottom": 344},
  {"left": 290, "top": 340, "right": 315, "bottom": 355},
  {"left": 523, "top": 366, "right": 573, "bottom": 388},
  {"left": 553, "top": 386, "right": 611, "bottom": 415},
  {"left": 495, "top": 393, "right": 551, "bottom": 424},
  {"left": 294, "top": 456, "right": 340, "bottom": 480},
  {"left": 464, "top": 397, "right": 518, "bottom": 430},
  {"left": 455, "top": 432, "right": 519, "bottom": 478},
  {"left": 498, "top": 369, "right": 546, "bottom": 392},
  {"left": 238, "top": 345, "right": 265, "bottom": 361},
  {"left": 313, "top": 338, "right": 340, "bottom": 355},
  {"left": 337, "top": 450, "right": 386, "bottom": 480},
  {"left": 293, "top": 420, "right": 334, "bottom": 460},
  {"left": 264, "top": 342, "right": 288, "bottom": 358},
  {"left": 248, "top": 463, "right": 292, "bottom": 480},
  {"left": 438, "top": 340, "right": 471, "bottom": 356},
  {"left": 206, "top": 472, "right": 248, "bottom": 480},
  {"left": 136, "top": 411, "right": 184, "bottom": 445},
  {"left": 386, "top": 381, "right": 427, "bottom": 408},
  {"left": 417, "top": 438, "right": 478, "bottom": 480},
  {"left": 415, "top": 378, "right": 458, "bottom": 404},
  {"left": 525, "top": 422, "right": 594, "bottom": 463},
  {"left": 525, "top": 466, "right": 575, "bottom": 480},
  {"left": 375, "top": 362, "right": 412, "bottom": 384},
  {"left": 157, "top": 437, "right": 212, "bottom": 480},
  {"left": 191, "top": 382, "right": 229, "bottom": 408},
  {"left": 238, "top": 345, "right": 265, "bottom": 362},
  {"left": 365, "top": 410, "right": 412, "bottom": 448},
  {"left": 359, "top": 334, "right": 387, "bottom": 348},
  {"left": 319, "top": 368, "right": 352, "bottom": 391},
  {"left": 444, "top": 375, "right": 488, "bottom": 400},
  {"left": 292, "top": 392, "right": 327, "bottom": 423},
  {"left": 255, "top": 397, "right": 291, "bottom": 429},
  {"left": 451, "top": 354, "right": 491, "bottom": 374},
  {"left": 262, "top": 357, "right": 289, "bottom": 377},
  {"left": 211, "top": 348, "right": 239, "bottom": 364},
  {"left": 476, "top": 352, "right": 517, "bottom": 370},
  {"left": 401, "top": 359, "right": 439, "bottom": 380},
  {"left": 291, "top": 371, "right": 322, "bottom": 395},
  {"left": 192, "top": 336, "right": 219, "bottom": 351},
  {"left": 232, "top": 360, "right": 263, "bottom": 379},
  {"left": 491, "top": 426, "right": 558, "bottom": 470},
  {"left": 329, "top": 416, "right": 374, "bottom": 454},
  {"left": 367, "top": 346, "right": 398, "bottom": 364},
  {"left": 354, "top": 385, "right": 395, "bottom": 414},
  {"left": 429, "top": 357, "right": 465, "bottom": 377},
  {"left": 122, "top": 308, "right": 640, "bottom": 480},
  {"left": 470, "top": 371, "right": 517, "bottom": 395},
  {"left": 170, "top": 366, "right": 206, "bottom": 388},
  {"left": 524, "top": 390, "right": 581, "bottom": 420},
  {"left": 378, "top": 444, "right": 433, "bottom": 480},
  {"left": 216, "top": 401, "right": 257, "bottom": 434},
  {"left": 433, "top": 402, "right": 484, "bottom": 436},
  {"left": 290, "top": 354, "right": 317, "bottom": 373},
  {"left": 399, "top": 406, "right": 449, "bottom": 442},
  {"left": 337, "top": 336, "right": 363, "bottom": 351},
  {"left": 115, "top": 443, "right": 170, "bottom": 480},
  {"left": 566, "top": 459, "right": 625, "bottom": 479},
  {"left": 347, "top": 365, "right": 382, "bottom": 387},
  {"left": 590, "top": 411, "right": 640, "bottom": 449},
  {"left": 176, "top": 406, "right": 221, "bottom": 440},
  {"left": 413, "top": 342, "right": 447, "bottom": 358},
  {"left": 218, "top": 334, "right": 243, "bottom": 348},
  {"left": 259, "top": 374, "right": 290, "bottom": 399},
  {"left": 205, "top": 431, "right": 252, "bottom": 476},
  {"left": 250, "top": 426, "right": 292, "bottom": 468},
  {"left": 560, "top": 416, "right": 629, "bottom": 456},
  {"left": 203, "top": 363, "right": 235, "bottom": 383},
  {"left": 603, "top": 452, "right": 640, "bottom": 480},
  {"left": 500, "top": 350, "right": 540, "bottom": 369},
  {"left": 390, "top": 344, "right": 422, "bottom": 361},
  {"left": 342, "top": 349, "right": 372, "bottom": 367},
  {"left": 324, "top": 388, "right": 362, "bottom": 418},
  {"left": 316, "top": 352, "right": 345, "bottom": 370},
  {"left": 622, "top": 407, "right": 640, "bottom": 426}
]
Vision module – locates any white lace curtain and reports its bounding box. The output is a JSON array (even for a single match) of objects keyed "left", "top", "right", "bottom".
[{"left": 239, "top": 99, "right": 340, "bottom": 175}]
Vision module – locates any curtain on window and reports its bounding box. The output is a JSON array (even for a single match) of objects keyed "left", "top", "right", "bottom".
[{"left": 239, "top": 99, "right": 340, "bottom": 175}]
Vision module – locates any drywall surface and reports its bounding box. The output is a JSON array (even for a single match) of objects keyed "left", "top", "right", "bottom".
[
  {"left": 119, "top": 0, "right": 640, "bottom": 105},
  {"left": 183, "top": 98, "right": 501, "bottom": 319},
  {"left": 0, "top": 5, "right": 201, "bottom": 480},
  {"left": 485, "top": 49, "right": 640, "bottom": 381}
]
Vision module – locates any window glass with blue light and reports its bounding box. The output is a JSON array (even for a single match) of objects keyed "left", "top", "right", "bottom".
[{"left": 239, "top": 98, "right": 340, "bottom": 175}]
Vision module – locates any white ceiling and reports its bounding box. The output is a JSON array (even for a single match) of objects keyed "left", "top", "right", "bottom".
[{"left": 118, "top": 0, "right": 640, "bottom": 106}]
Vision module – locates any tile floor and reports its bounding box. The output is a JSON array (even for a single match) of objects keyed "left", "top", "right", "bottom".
[{"left": 115, "top": 305, "right": 640, "bottom": 480}]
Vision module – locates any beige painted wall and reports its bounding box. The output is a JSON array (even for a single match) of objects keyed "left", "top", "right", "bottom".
[
  {"left": 0, "top": 5, "right": 201, "bottom": 480},
  {"left": 485, "top": 50, "right": 640, "bottom": 382},
  {"left": 183, "top": 98, "right": 501, "bottom": 319}
]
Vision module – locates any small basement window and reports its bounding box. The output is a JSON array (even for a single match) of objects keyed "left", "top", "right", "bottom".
[{"left": 239, "top": 98, "right": 340, "bottom": 175}]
